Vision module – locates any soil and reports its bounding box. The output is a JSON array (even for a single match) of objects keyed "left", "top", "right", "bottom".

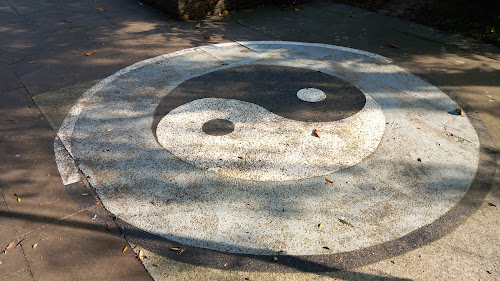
[
  {"left": 276, "top": 0, "right": 500, "bottom": 46},
  {"left": 331, "top": 0, "right": 500, "bottom": 46}
]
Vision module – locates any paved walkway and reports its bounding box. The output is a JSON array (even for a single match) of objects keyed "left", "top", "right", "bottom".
[{"left": 1, "top": 0, "right": 499, "bottom": 280}]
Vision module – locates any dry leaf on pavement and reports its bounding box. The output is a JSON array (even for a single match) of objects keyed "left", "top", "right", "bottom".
[
  {"left": 339, "top": 217, "right": 354, "bottom": 227},
  {"left": 204, "top": 35, "right": 214, "bottom": 39},
  {"left": 294, "top": 6, "right": 303, "bottom": 11},
  {"left": 388, "top": 42, "right": 399, "bottom": 48},
  {"left": 96, "top": 7, "right": 105, "bottom": 11},
  {"left": 325, "top": 177, "right": 334, "bottom": 184},
  {"left": 223, "top": 10, "right": 229, "bottom": 15},
  {"left": 122, "top": 246, "right": 128, "bottom": 252},
  {"left": 138, "top": 249, "right": 145, "bottom": 260},
  {"left": 2, "top": 241, "right": 15, "bottom": 254},
  {"left": 313, "top": 129, "right": 321, "bottom": 138},
  {"left": 85, "top": 50, "right": 96, "bottom": 56},
  {"left": 195, "top": 23, "right": 201, "bottom": 28},
  {"left": 455, "top": 108, "right": 468, "bottom": 117},
  {"left": 166, "top": 23, "right": 174, "bottom": 28}
]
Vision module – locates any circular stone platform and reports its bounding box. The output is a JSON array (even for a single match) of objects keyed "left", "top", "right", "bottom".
[{"left": 55, "top": 42, "right": 494, "bottom": 270}]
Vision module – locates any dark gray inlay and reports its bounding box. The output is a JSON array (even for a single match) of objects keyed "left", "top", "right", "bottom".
[
  {"left": 154, "top": 65, "right": 366, "bottom": 135},
  {"left": 202, "top": 118, "right": 235, "bottom": 136}
]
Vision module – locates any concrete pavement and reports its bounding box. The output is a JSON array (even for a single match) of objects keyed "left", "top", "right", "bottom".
[{"left": 1, "top": 0, "right": 499, "bottom": 280}]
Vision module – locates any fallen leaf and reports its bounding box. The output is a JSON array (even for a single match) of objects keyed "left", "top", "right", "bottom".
[
  {"left": 81, "top": 193, "right": 90, "bottom": 196},
  {"left": 106, "top": 128, "right": 113, "bottom": 132},
  {"left": 194, "top": 23, "right": 201, "bottom": 28},
  {"left": 17, "top": 198, "right": 21, "bottom": 202},
  {"left": 85, "top": 50, "right": 96, "bottom": 56},
  {"left": 455, "top": 108, "right": 468, "bottom": 117},
  {"left": 32, "top": 243, "right": 38, "bottom": 249},
  {"left": 313, "top": 129, "right": 321, "bottom": 138},
  {"left": 6, "top": 241, "right": 15, "bottom": 250},
  {"left": 388, "top": 42, "right": 399, "bottom": 48},
  {"left": 176, "top": 248, "right": 185, "bottom": 255},
  {"left": 204, "top": 35, "right": 214, "bottom": 40},
  {"left": 488, "top": 202, "right": 497, "bottom": 207},
  {"left": 349, "top": 13, "right": 357, "bottom": 18},
  {"left": 122, "top": 246, "right": 128, "bottom": 252},
  {"left": 322, "top": 246, "right": 330, "bottom": 250},
  {"left": 339, "top": 217, "right": 354, "bottom": 227},
  {"left": 169, "top": 247, "right": 181, "bottom": 251},
  {"left": 138, "top": 249, "right": 145, "bottom": 260},
  {"left": 96, "top": 6, "right": 105, "bottom": 11},
  {"left": 325, "top": 177, "right": 334, "bottom": 184},
  {"left": 2, "top": 240, "right": 15, "bottom": 254},
  {"left": 166, "top": 23, "right": 174, "bottom": 28},
  {"left": 223, "top": 10, "right": 229, "bottom": 15},
  {"left": 237, "top": 156, "right": 244, "bottom": 159},
  {"left": 294, "top": 6, "right": 303, "bottom": 11},
  {"left": 151, "top": 201, "right": 155, "bottom": 206},
  {"left": 318, "top": 222, "right": 323, "bottom": 227}
]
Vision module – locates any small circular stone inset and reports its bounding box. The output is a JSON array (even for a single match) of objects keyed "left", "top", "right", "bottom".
[
  {"left": 297, "top": 88, "right": 327, "bottom": 102},
  {"left": 202, "top": 118, "right": 235, "bottom": 136}
]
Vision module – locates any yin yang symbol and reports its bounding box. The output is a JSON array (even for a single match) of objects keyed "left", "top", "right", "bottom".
[
  {"left": 155, "top": 65, "right": 385, "bottom": 181},
  {"left": 56, "top": 42, "right": 489, "bottom": 266}
]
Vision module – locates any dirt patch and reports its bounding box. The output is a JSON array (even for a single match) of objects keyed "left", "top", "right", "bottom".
[{"left": 331, "top": 0, "right": 499, "bottom": 46}]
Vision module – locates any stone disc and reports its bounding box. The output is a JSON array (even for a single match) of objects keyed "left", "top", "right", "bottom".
[{"left": 55, "top": 42, "right": 494, "bottom": 271}]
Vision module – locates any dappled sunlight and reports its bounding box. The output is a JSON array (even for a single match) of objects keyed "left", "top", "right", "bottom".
[
  {"left": 53, "top": 42, "right": 491, "bottom": 258},
  {"left": 1, "top": 0, "right": 497, "bottom": 277},
  {"left": 157, "top": 97, "right": 384, "bottom": 181}
]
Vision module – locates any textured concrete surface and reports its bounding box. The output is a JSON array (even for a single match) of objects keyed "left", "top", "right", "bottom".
[
  {"left": 0, "top": 88, "right": 152, "bottom": 280},
  {"left": 55, "top": 41, "right": 494, "bottom": 274},
  {"left": 1, "top": 0, "right": 498, "bottom": 280}
]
